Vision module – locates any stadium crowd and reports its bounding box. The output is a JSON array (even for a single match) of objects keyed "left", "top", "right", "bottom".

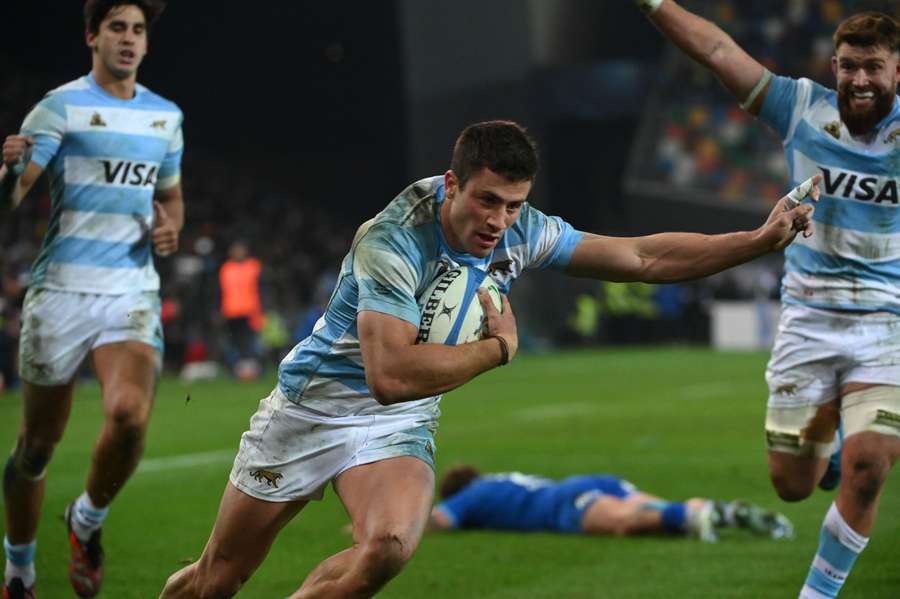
[
  {"left": 0, "top": 60, "right": 352, "bottom": 387},
  {"left": 640, "top": 0, "right": 899, "bottom": 208}
]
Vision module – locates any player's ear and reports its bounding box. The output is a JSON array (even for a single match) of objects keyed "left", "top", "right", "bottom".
[
  {"left": 444, "top": 170, "right": 458, "bottom": 200},
  {"left": 86, "top": 30, "right": 98, "bottom": 51}
]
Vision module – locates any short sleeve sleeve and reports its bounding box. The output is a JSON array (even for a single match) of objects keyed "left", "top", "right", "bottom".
[
  {"left": 20, "top": 93, "right": 67, "bottom": 169},
  {"left": 353, "top": 226, "right": 423, "bottom": 326}
]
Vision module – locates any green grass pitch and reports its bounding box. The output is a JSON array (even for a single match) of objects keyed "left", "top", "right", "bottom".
[{"left": 1, "top": 348, "right": 898, "bottom": 597}]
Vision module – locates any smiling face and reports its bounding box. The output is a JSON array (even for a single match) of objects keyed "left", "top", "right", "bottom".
[
  {"left": 833, "top": 43, "right": 899, "bottom": 135},
  {"left": 440, "top": 168, "right": 531, "bottom": 258},
  {"left": 86, "top": 4, "right": 148, "bottom": 81}
]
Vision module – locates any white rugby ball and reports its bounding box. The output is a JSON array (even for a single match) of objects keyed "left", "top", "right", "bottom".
[{"left": 417, "top": 267, "right": 502, "bottom": 345}]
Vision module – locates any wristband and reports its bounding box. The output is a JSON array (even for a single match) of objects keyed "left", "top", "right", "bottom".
[
  {"left": 493, "top": 335, "right": 510, "bottom": 366},
  {"left": 635, "top": 0, "right": 663, "bottom": 15}
]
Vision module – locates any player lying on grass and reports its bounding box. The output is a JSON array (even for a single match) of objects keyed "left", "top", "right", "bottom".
[
  {"left": 637, "top": 3, "right": 900, "bottom": 597},
  {"left": 160, "top": 120, "right": 818, "bottom": 599},
  {"left": 429, "top": 465, "right": 794, "bottom": 543}
]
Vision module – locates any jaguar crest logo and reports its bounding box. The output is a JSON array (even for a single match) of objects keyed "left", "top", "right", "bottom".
[
  {"left": 775, "top": 384, "right": 798, "bottom": 396},
  {"left": 150, "top": 119, "right": 167, "bottom": 130},
  {"left": 250, "top": 469, "right": 283, "bottom": 487},
  {"left": 823, "top": 122, "right": 841, "bottom": 140},
  {"left": 90, "top": 112, "right": 107, "bottom": 127},
  {"left": 435, "top": 258, "right": 453, "bottom": 277},
  {"left": 885, "top": 129, "right": 900, "bottom": 144}
]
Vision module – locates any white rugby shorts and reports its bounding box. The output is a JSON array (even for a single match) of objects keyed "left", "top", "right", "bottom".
[
  {"left": 229, "top": 386, "right": 437, "bottom": 502},
  {"left": 766, "top": 304, "right": 900, "bottom": 409},
  {"left": 18, "top": 287, "right": 163, "bottom": 386}
]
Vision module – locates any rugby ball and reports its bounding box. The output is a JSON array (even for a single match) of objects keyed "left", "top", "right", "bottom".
[{"left": 417, "top": 267, "right": 502, "bottom": 345}]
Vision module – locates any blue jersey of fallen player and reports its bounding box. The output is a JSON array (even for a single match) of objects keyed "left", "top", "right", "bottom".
[
  {"left": 20, "top": 72, "right": 184, "bottom": 294},
  {"left": 277, "top": 176, "right": 583, "bottom": 418},
  {"left": 759, "top": 76, "right": 900, "bottom": 313},
  {"left": 436, "top": 473, "right": 636, "bottom": 533}
]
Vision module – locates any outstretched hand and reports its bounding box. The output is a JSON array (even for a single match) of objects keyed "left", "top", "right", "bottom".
[
  {"left": 761, "top": 174, "right": 821, "bottom": 251},
  {"left": 152, "top": 200, "right": 179, "bottom": 257}
]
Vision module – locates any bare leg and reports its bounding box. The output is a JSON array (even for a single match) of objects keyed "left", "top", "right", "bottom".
[
  {"left": 160, "top": 483, "right": 306, "bottom": 599},
  {"left": 87, "top": 341, "right": 158, "bottom": 506},
  {"left": 291, "top": 457, "right": 434, "bottom": 599},
  {"left": 835, "top": 431, "right": 900, "bottom": 535},
  {"left": 3, "top": 381, "right": 75, "bottom": 543},
  {"left": 767, "top": 398, "right": 839, "bottom": 502},
  {"left": 581, "top": 493, "right": 669, "bottom": 536}
]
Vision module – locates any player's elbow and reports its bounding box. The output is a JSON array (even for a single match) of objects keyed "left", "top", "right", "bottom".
[{"left": 366, "top": 372, "right": 407, "bottom": 405}]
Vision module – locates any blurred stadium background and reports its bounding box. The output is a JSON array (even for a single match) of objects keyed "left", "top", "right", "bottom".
[{"left": 1, "top": 1, "right": 899, "bottom": 597}]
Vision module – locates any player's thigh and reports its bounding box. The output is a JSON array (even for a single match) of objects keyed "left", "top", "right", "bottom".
[
  {"left": 335, "top": 456, "right": 434, "bottom": 550},
  {"left": 196, "top": 483, "right": 307, "bottom": 579},
  {"left": 580, "top": 496, "right": 633, "bottom": 534},
  {"left": 92, "top": 340, "right": 159, "bottom": 421},
  {"left": 765, "top": 306, "right": 846, "bottom": 458},
  {"left": 841, "top": 384, "right": 900, "bottom": 449}
]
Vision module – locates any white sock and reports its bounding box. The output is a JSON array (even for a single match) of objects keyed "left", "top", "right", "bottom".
[
  {"left": 798, "top": 503, "right": 868, "bottom": 598},
  {"left": 3, "top": 537, "right": 36, "bottom": 588},
  {"left": 71, "top": 492, "right": 110, "bottom": 542}
]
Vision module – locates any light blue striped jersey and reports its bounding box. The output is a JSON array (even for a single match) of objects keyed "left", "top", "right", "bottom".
[
  {"left": 20, "top": 72, "right": 184, "bottom": 294},
  {"left": 278, "top": 176, "right": 583, "bottom": 418},
  {"left": 760, "top": 76, "right": 900, "bottom": 313}
]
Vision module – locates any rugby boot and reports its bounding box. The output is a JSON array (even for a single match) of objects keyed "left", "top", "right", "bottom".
[
  {"left": 725, "top": 500, "right": 795, "bottom": 540},
  {"left": 2, "top": 578, "right": 36, "bottom": 599},
  {"left": 64, "top": 503, "right": 104, "bottom": 598}
]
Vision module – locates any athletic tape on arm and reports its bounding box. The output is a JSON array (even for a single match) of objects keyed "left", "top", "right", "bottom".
[{"left": 740, "top": 68, "right": 772, "bottom": 111}]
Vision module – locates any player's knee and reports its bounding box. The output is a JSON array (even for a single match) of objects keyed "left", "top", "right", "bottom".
[
  {"left": 769, "top": 472, "right": 814, "bottom": 502},
  {"left": 106, "top": 392, "right": 151, "bottom": 439},
  {"left": 5, "top": 439, "right": 55, "bottom": 486},
  {"left": 357, "top": 533, "right": 413, "bottom": 587}
]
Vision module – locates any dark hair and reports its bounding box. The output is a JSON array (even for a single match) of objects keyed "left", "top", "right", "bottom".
[
  {"left": 834, "top": 12, "right": 900, "bottom": 53},
  {"left": 84, "top": 0, "right": 166, "bottom": 34},
  {"left": 439, "top": 465, "right": 481, "bottom": 500},
  {"left": 450, "top": 121, "right": 539, "bottom": 189}
]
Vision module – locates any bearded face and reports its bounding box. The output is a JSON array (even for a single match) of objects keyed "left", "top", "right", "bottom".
[{"left": 832, "top": 44, "right": 899, "bottom": 136}]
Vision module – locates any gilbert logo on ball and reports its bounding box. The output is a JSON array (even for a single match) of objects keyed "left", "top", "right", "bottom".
[{"left": 417, "top": 266, "right": 502, "bottom": 345}]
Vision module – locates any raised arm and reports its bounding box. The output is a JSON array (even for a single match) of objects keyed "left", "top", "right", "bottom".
[
  {"left": 637, "top": 0, "right": 771, "bottom": 113},
  {"left": 358, "top": 290, "right": 517, "bottom": 405},
  {"left": 0, "top": 135, "right": 43, "bottom": 212},
  {"left": 566, "top": 176, "right": 819, "bottom": 283}
]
